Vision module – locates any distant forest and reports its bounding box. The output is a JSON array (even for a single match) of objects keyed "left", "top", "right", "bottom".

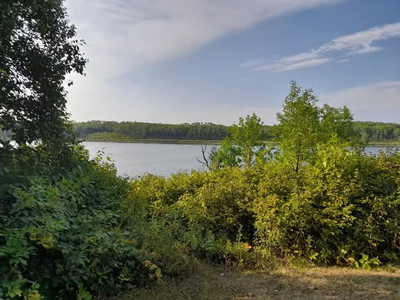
[{"left": 73, "top": 120, "right": 400, "bottom": 143}]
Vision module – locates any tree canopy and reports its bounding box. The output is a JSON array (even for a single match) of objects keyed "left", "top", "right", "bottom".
[{"left": 0, "top": 0, "right": 86, "bottom": 145}]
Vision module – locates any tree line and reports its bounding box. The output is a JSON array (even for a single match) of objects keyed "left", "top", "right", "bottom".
[
  {"left": 354, "top": 121, "right": 400, "bottom": 142},
  {"left": 73, "top": 119, "right": 400, "bottom": 143}
]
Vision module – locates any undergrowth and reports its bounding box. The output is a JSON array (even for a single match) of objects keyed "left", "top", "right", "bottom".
[{"left": 1, "top": 142, "right": 399, "bottom": 299}]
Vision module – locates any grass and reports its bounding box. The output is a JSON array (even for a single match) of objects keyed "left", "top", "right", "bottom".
[{"left": 112, "top": 262, "right": 400, "bottom": 300}]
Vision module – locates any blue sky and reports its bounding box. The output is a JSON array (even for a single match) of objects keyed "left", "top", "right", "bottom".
[{"left": 65, "top": 0, "right": 400, "bottom": 125}]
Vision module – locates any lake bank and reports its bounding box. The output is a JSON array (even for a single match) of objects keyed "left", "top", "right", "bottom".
[{"left": 82, "top": 137, "right": 400, "bottom": 147}]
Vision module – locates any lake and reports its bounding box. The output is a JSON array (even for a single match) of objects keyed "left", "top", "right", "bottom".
[
  {"left": 83, "top": 142, "right": 212, "bottom": 177},
  {"left": 82, "top": 142, "right": 393, "bottom": 178}
]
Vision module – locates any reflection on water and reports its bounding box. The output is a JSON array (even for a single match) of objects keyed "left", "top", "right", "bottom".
[{"left": 83, "top": 142, "right": 394, "bottom": 178}]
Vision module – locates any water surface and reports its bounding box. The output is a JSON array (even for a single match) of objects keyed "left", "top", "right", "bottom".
[
  {"left": 83, "top": 142, "right": 212, "bottom": 177},
  {"left": 83, "top": 142, "right": 393, "bottom": 178}
]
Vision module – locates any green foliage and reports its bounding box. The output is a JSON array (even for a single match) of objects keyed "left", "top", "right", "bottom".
[
  {"left": 229, "top": 114, "right": 267, "bottom": 166},
  {"left": 274, "top": 81, "right": 357, "bottom": 173},
  {"left": 85, "top": 132, "right": 134, "bottom": 142},
  {"left": 125, "top": 168, "right": 261, "bottom": 265},
  {"left": 0, "top": 146, "right": 198, "bottom": 299},
  {"left": 253, "top": 140, "right": 400, "bottom": 265},
  {"left": 350, "top": 254, "right": 381, "bottom": 270},
  {"left": 118, "top": 83, "right": 399, "bottom": 275},
  {"left": 127, "top": 145, "right": 399, "bottom": 270},
  {"left": 71, "top": 119, "right": 400, "bottom": 145},
  {"left": 2, "top": 13, "right": 399, "bottom": 297},
  {"left": 210, "top": 114, "right": 271, "bottom": 168},
  {"left": 320, "top": 104, "right": 356, "bottom": 143},
  {"left": 353, "top": 121, "right": 400, "bottom": 143},
  {"left": 0, "top": 0, "right": 86, "bottom": 145},
  {"left": 74, "top": 121, "right": 229, "bottom": 141},
  {"left": 1, "top": 125, "right": 398, "bottom": 299},
  {"left": 209, "top": 139, "right": 242, "bottom": 168}
]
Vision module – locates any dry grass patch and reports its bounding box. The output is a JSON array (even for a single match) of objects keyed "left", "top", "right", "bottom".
[{"left": 113, "top": 263, "right": 400, "bottom": 300}]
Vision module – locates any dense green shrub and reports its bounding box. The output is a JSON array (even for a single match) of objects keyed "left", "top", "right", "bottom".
[
  {"left": 253, "top": 141, "right": 400, "bottom": 265},
  {"left": 127, "top": 144, "right": 399, "bottom": 269},
  {"left": 0, "top": 145, "right": 196, "bottom": 299},
  {"left": 125, "top": 168, "right": 260, "bottom": 263},
  {"left": 2, "top": 140, "right": 398, "bottom": 299}
]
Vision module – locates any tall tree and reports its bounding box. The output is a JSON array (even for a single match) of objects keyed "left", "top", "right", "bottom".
[{"left": 0, "top": 0, "right": 87, "bottom": 145}]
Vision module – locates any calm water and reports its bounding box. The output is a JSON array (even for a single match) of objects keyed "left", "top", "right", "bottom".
[
  {"left": 83, "top": 142, "right": 393, "bottom": 178},
  {"left": 83, "top": 142, "right": 212, "bottom": 177}
]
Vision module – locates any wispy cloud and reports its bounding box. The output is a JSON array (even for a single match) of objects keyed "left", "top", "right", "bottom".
[
  {"left": 65, "top": 0, "right": 344, "bottom": 122},
  {"left": 321, "top": 81, "right": 400, "bottom": 122},
  {"left": 253, "top": 57, "right": 331, "bottom": 72},
  {"left": 244, "top": 22, "right": 400, "bottom": 72},
  {"left": 66, "top": 0, "right": 342, "bottom": 77}
]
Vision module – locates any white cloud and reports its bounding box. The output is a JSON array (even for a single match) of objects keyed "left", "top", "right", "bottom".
[
  {"left": 65, "top": 0, "right": 342, "bottom": 76},
  {"left": 65, "top": 0, "right": 343, "bottom": 122},
  {"left": 321, "top": 81, "right": 400, "bottom": 122},
  {"left": 246, "top": 22, "right": 400, "bottom": 72},
  {"left": 320, "top": 23, "right": 400, "bottom": 53}
]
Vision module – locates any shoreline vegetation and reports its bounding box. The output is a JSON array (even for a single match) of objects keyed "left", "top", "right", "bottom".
[
  {"left": 75, "top": 121, "right": 400, "bottom": 147},
  {"left": 82, "top": 136, "right": 400, "bottom": 147}
]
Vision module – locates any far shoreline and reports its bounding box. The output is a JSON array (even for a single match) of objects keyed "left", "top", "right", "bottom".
[
  {"left": 80, "top": 138, "right": 400, "bottom": 147},
  {"left": 80, "top": 138, "right": 224, "bottom": 145}
]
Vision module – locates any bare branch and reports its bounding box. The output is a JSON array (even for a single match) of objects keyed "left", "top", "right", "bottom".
[{"left": 196, "top": 145, "right": 211, "bottom": 170}]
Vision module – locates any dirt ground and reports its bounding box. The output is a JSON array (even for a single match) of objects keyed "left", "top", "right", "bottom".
[{"left": 115, "top": 263, "right": 400, "bottom": 300}]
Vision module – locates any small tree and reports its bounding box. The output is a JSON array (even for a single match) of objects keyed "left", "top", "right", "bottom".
[
  {"left": 275, "top": 81, "right": 356, "bottom": 173},
  {"left": 209, "top": 138, "right": 242, "bottom": 169},
  {"left": 209, "top": 113, "right": 266, "bottom": 168},
  {"left": 230, "top": 113, "right": 266, "bottom": 166},
  {"left": 274, "top": 82, "right": 320, "bottom": 173}
]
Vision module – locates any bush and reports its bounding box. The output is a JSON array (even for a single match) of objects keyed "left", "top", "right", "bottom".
[
  {"left": 0, "top": 145, "right": 195, "bottom": 299},
  {"left": 2, "top": 140, "right": 398, "bottom": 299},
  {"left": 127, "top": 143, "right": 399, "bottom": 269},
  {"left": 253, "top": 142, "right": 400, "bottom": 265}
]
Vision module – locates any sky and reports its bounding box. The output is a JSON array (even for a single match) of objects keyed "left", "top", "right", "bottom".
[{"left": 65, "top": 0, "right": 400, "bottom": 125}]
